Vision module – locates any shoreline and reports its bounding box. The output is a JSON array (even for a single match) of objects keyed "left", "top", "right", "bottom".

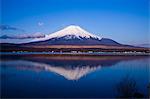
[{"left": 0, "top": 52, "right": 150, "bottom": 56}]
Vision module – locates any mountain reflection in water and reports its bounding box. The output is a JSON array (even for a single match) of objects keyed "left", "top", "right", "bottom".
[
  {"left": 1, "top": 55, "right": 149, "bottom": 98},
  {"left": 1, "top": 55, "right": 148, "bottom": 81},
  {"left": 2, "top": 60, "right": 101, "bottom": 80}
]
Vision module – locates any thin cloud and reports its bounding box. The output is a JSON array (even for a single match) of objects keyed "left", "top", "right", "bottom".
[
  {"left": 0, "top": 25, "right": 25, "bottom": 32},
  {"left": 0, "top": 32, "right": 45, "bottom": 39},
  {"left": 38, "top": 22, "right": 44, "bottom": 26}
]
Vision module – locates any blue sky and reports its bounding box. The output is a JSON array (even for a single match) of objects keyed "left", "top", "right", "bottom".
[{"left": 1, "top": 0, "right": 149, "bottom": 44}]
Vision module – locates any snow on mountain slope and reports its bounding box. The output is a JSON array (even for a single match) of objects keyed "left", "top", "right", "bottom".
[{"left": 31, "top": 25, "right": 101, "bottom": 42}]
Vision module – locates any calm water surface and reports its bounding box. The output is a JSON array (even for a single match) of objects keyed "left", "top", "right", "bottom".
[{"left": 1, "top": 54, "right": 150, "bottom": 98}]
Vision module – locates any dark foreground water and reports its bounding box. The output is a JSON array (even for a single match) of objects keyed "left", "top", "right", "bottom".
[{"left": 1, "top": 54, "right": 150, "bottom": 98}]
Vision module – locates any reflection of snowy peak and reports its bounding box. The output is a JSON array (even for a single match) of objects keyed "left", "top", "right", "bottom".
[
  {"left": 45, "top": 66, "right": 101, "bottom": 80},
  {"left": 32, "top": 25, "right": 101, "bottom": 42},
  {"left": 3, "top": 60, "right": 101, "bottom": 80}
]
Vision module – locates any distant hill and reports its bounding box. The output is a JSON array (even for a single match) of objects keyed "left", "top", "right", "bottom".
[{"left": 135, "top": 44, "right": 150, "bottom": 48}]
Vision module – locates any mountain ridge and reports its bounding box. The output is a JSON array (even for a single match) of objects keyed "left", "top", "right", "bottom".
[
  {"left": 25, "top": 25, "right": 122, "bottom": 46},
  {"left": 1, "top": 25, "right": 149, "bottom": 53}
]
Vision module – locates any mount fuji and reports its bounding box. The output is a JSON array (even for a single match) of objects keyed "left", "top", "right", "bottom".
[
  {"left": 1, "top": 25, "right": 149, "bottom": 52},
  {"left": 27, "top": 25, "right": 121, "bottom": 46}
]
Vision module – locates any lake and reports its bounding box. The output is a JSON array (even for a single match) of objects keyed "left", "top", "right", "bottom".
[{"left": 1, "top": 54, "right": 149, "bottom": 98}]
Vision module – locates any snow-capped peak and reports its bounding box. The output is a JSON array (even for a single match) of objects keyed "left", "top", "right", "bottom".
[{"left": 31, "top": 25, "right": 101, "bottom": 42}]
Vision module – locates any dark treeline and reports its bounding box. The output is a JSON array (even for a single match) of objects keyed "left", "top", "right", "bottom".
[{"left": 1, "top": 46, "right": 149, "bottom": 53}]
